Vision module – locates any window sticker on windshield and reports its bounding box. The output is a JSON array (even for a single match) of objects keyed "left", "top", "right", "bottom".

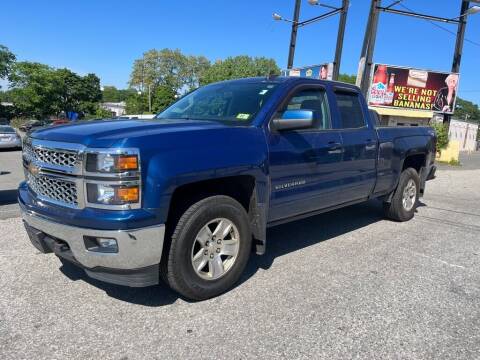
[
  {"left": 236, "top": 113, "right": 251, "bottom": 120},
  {"left": 259, "top": 89, "right": 268, "bottom": 95}
]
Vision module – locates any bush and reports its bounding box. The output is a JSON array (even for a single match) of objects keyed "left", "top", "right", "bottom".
[{"left": 431, "top": 122, "right": 449, "bottom": 150}]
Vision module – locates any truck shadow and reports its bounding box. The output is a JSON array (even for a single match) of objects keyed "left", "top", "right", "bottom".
[
  {"left": 59, "top": 199, "right": 387, "bottom": 306},
  {"left": 0, "top": 189, "right": 18, "bottom": 205}
]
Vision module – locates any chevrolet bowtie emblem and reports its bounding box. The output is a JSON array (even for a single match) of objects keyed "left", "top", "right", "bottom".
[{"left": 28, "top": 162, "right": 40, "bottom": 176}]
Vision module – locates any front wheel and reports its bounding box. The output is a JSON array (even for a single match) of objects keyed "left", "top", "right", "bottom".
[
  {"left": 162, "top": 195, "right": 252, "bottom": 300},
  {"left": 383, "top": 167, "right": 420, "bottom": 222}
]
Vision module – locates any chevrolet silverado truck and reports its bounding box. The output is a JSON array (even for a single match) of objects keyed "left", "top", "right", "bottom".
[{"left": 19, "top": 77, "right": 436, "bottom": 300}]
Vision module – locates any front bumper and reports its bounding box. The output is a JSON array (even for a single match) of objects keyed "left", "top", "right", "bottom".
[{"left": 21, "top": 204, "right": 165, "bottom": 287}]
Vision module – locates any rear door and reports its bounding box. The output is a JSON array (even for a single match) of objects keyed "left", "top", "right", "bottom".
[
  {"left": 332, "top": 88, "right": 377, "bottom": 202},
  {"left": 267, "top": 85, "right": 344, "bottom": 222}
]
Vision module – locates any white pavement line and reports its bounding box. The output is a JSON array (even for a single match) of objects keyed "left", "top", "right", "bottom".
[{"left": 406, "top": 248, "right": 466, "bottom": 269}]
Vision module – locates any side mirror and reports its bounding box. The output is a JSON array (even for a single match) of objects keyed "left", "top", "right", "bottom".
[{"left": 272, "top": 109, "right": 314, "bottom": 131}]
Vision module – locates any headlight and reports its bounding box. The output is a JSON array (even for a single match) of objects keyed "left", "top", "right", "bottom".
[
  {"left": 86, "top": 153, "right": 139, "bottom": 173},
  {"left": 86, "top": 183, "right": 140, "bottom": 205}
]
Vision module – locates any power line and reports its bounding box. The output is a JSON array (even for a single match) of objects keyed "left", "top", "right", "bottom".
[{"left": 399, "top": 2, "right": 480, "bottom": 47}]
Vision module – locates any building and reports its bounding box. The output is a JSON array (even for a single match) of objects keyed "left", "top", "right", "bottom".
[
  {"left": 448, "top": 119, "right": 478, "bottom": 152},
  {"left": 100, "top": 102, "right": 126, "bottom": 117},
  {"left": 370, "top": 107, "right": 432, "bottom": 127}
]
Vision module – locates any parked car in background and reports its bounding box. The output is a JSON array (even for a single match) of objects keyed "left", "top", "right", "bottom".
[
  {"left": 51, "top": 119, "right": 70, "bottom": 126},
  {"left": 0, "top": 125, "right": 22, "bottom": 149},
  {"left": 19, "top": 120, "right": 52, "bottom": 132}
]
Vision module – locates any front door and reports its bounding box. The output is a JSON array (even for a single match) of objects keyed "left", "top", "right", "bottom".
[{"left": 267, "top": 86, "right": 344, "bottom": 222}]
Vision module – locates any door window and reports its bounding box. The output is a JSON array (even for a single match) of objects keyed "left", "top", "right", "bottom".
[
  {"left": 335, "top": 92, "right": 366, "bottom": 129},
  {"left": 280, "top": 89, "right": 330, "bottom": 130}
]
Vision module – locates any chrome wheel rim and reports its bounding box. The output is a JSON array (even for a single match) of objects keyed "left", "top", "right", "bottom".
[
  {"left": 402, "top": 179, "right": 417, "bottom": 211},
  {"left": 191, "top": 218, "right": 240, "bottom": 280}
]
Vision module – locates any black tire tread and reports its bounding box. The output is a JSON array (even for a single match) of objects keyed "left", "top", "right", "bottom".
[
  {"left": 384, "top": 167, "right": 420, "bottom": 222},
  {"left": 161, "top": 195, "right": 251, "bottom": 300}
]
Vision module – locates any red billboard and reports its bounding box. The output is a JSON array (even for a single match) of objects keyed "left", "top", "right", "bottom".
[{"left": 368, "top": 64, "right": 459, "bottom": 114}]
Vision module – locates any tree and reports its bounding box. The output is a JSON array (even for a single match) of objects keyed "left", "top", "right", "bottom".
[
  {"left": 102, "top": 86, "right": 135, "bottom": 102},
  {"left": 152, "top": 85, "right": 176, "bottom": 113},
  {"left": 454, "top": 97, "right": 480, "bottom": 122},
  {"left": 8, "top": 62, "right": 102, "bottom": 119},
  {"left": 125, "top": 93, "right": 147, "bottom": 115},
  {"left": 199, "top": 56, "right": 280, "bottom": 85},
  {"left": 129, "top": 49, "right": 210, "bottom": 95},
  {"left": 8, "top": 62, "right": 60, "bottom": 118},
  {"left": 338, "top": 73, "right": 356, "bottom": 85},
  {"left": 0, "top": 45, "right": 16, "bottom": 84}
]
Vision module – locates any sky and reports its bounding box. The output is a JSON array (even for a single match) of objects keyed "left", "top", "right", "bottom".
[{"left": 1, "top": 0, "right": 480, "bottom": 104}]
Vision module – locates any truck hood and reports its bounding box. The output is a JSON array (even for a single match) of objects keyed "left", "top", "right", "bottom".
[{"left": 30, "top": 119, "right": 230, "bottom": 147}]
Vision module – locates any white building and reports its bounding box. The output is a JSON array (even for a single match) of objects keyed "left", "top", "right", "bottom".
[
  {"left": 448, "top": 119, "right": 478, "bottom": 152},
  {"left": 100, "top": 102, "right": 126, "bottom": 117}
]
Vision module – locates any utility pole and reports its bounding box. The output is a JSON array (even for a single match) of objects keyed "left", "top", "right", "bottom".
[
  {"left": 332, "top": 0, "right": 349, "bottom": 80},
  {"left": 445, "top": 0, "right": 471, "bottom": 124},
  {"left": 359, "top": 0, "right": 381, "bottom": 96},
  {"left": 287, "top": 0, "right": 302, "bottom": 69}
]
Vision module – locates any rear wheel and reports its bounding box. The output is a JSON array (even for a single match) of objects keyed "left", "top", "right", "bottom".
[
  {"left": 383, "top": 167, "right": 420, "bottom": 222},
  {"left": 162, "top": 195, "right": 251, "bottom": 300}
]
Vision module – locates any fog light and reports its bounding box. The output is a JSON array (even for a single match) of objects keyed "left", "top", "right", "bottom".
[{"left": 84, "top": 236, "right": 118, "bottom": 253}]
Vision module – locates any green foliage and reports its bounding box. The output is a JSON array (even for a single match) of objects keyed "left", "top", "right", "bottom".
[
  {"left": 125, "top": 93, "right": 148, "bottom": 115},
  {"left": 129, "top": 49, "right": 210, "bottom": 94},
  {"left": 199, "top": 56, "right": 280, "bottom": 85},
  {"left": 152, "top": 85, "right": 176, "bottom": 113},
  {"left": 431, "top": 122, "right": 449, "bottom": 150},
  {"left": 338, "top": 73, "right": 357, "bottom": 85},
  {"left": 0, "top": 44, "right": 16, "bottom": 82},
  {"left": 83, "top": 105, "right": 114, "bottom": 120},
  {"left": 7, "top": 61, "right": 102, "bottom": 119},
  {"left": 454, "top": 97, "right": 480, "bottom": 122},
  {"left": 102, "top": 86, "right": 135, "bottom": 102}
]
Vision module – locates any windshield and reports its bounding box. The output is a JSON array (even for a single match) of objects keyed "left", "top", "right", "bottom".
[
  {"left": 0, "top": 126, "right": 15, "bottom": 133},
  {"left": 156, "top": 81, "right": 279, "bottom": 124}
]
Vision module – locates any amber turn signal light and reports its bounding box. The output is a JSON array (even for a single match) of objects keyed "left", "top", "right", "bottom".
[
  {"left": 116, "top": 155, "right": 138, "bottom": 171},
  {"left": 116, "top": 186, "right": 139, "bottom": 202}
]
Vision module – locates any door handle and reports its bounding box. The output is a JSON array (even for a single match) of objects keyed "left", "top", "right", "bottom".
[
  {"left": 365, "top": 139, "right": 376, "bottom": 151},
  {"left": 327, "top": 141, "right": 343, "bottom": 155}
]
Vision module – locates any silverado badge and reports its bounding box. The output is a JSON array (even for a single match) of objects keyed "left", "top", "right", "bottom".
[{"left": 28, "top": 162, "right": 40, "bottom": 176}]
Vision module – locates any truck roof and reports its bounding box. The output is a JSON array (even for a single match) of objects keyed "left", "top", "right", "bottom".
[{"left": 211, "top": 76, "right": 361, "bottom": 91}]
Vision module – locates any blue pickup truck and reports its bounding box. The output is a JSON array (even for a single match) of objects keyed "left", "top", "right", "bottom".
[{"left": 19, "top": 77, "right": 436, "bottom": 300}]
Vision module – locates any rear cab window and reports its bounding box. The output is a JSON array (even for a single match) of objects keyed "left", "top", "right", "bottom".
[{"left": 334, "top": 91, "right": 366, "bottom": 129}]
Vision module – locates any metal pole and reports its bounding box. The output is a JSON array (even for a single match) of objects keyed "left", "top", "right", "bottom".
[
  {"left": 287, "top": 0, "right": 302, "bottom": 69},
  {"left": 444, "top": 0, "right": 470, "bottom": 125},
  {"left": 148, "top": 84, "right": 152, "bottom": 113},
  {"left": 360, "top": 0, "right": 381, "bottom": 96},
  {"left": 332, "top": 0, "right": 349, "bottom": 80},
  {"left": 452, "top": 0, "right": 470, "bottom": 72}
]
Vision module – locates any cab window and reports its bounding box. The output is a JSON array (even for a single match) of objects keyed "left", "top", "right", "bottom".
[{"left": 280, "top": 88, "right": 330, "bottom": 130}]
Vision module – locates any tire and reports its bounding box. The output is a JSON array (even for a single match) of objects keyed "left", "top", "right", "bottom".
[
  {"left": 383, "top": 167, "right": 420, "bottom": 222},
  {"left": 162, "top": 195, "right": 252, "bottom": 300}
]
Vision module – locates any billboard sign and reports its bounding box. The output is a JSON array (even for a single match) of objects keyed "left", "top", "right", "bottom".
[
  {"left": 282, "top": 63, "right": 334, "bottom": 80},
  {"left": 368, "top": 64, "right": 459, "bottom": 114}
]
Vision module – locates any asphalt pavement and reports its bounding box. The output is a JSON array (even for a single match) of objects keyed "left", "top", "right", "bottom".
[{"left": 0, "top": 150, "right": 479, "bottom": 359}]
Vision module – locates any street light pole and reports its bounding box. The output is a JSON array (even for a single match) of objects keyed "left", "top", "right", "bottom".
[
  {"left": 287, "top": 0, "right": 302, "bottom": 69},
  {"left": 332, "top": 0, "right": 349, "bottom": 80}
]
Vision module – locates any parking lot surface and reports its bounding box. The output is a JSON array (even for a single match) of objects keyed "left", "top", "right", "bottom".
[{"left": 1, "top": 150, "right": 479, "bottom": 359}]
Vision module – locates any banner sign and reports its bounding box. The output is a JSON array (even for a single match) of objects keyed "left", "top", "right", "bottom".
[
  {"left": 282, "top": 63, "right": 334, "bottom": 80},
  {"left": 368, "top": 64, "right": 459, "bottom": 114}
]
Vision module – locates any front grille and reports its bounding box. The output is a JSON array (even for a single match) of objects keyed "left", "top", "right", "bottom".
[
  {"left": 24, "top": 141, "right": 78, "bottom": 168},
  {"left": 27, "top": 172, "right": 78, "bottom": 207}
]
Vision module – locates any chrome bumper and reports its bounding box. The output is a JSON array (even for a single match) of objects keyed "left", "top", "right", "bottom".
[{"left": 21, "top": 207, "right": 165, "bottom": 270}]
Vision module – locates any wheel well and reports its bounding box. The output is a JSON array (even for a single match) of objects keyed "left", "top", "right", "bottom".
[
  {"left": 166, "top": 175, "right": 256, "bottom": 233},
  {"left": 402, "top": 153, "right": 426, "bottom": 173}
]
